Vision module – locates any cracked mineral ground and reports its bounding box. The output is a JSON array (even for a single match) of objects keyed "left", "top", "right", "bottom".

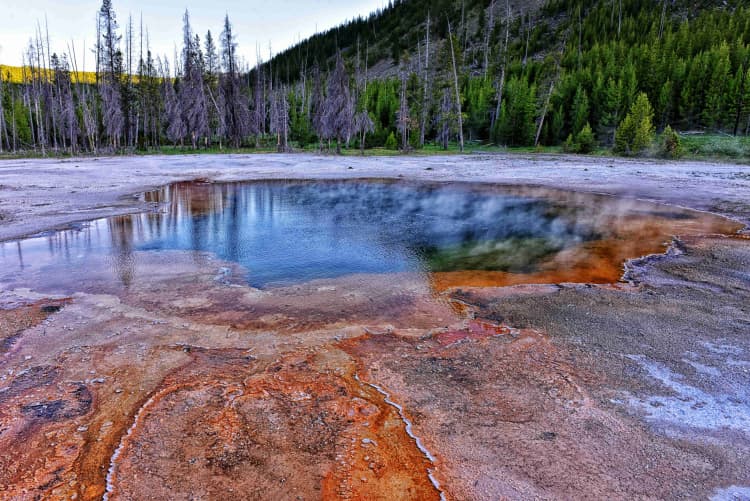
[{"left": 0, "top": 154, "right": 749, "bottom": 500}]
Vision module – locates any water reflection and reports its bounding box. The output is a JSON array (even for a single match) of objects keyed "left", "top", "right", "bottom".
[
  {"left": 0, "top": 180, "right": 741, "bottom": 291},
  {"left": 137, "top": 180, "right": 601, "bottom": 286}
]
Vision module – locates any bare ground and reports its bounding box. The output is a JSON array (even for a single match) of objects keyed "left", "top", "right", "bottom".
[
  {"left": 0, "top": 153, "right": 748, "bottom": 241},
  {"left": 0, "top": 153, "right": 749, "bottom": 500}
]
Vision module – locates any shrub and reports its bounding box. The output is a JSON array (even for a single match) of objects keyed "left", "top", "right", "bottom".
[
  {"left": 659, "top": 125, "right": 682, "bottom": 158},
  {"left": 574, "top": 123, "right": 596, "bottom": 153},
  {"left": 384, "top": 131, "right": 398, "bottom": 150},
  {"left": 614, "top": 92, "right": 655, "bottom": 155},
  {"left": 562, "top": 133, "right": 575, "bottom": 153}
]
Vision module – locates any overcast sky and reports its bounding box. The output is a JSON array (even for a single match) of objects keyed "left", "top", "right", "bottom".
[{"left": 0, "top": 0, "right": 387, "bottom": 68}]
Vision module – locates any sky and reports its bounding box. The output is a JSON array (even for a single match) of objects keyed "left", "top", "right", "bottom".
[{"left": 0, "top": 0, "right": 387, "bottom": 68}]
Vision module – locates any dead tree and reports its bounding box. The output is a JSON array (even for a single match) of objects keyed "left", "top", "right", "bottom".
[
  {"left": 353, "top": 111, "right": 374, "bottom": 155},
  {"left": 492, "top": 0, "right": 511, "bottom": 131},
  {"left": 98, "top": 0, "right": 124, "bottom": 150},
  {"left": 322, "top": 53, "right": 353, "bottom": 154},
  {"left": 0, "top": 72, "right": 6, "bottom": 152},
  {"left": 219, "top": 15, "right": 252, "bottom": 147},
  {"left": 484, "top": 0, "right": 496, "bottom": 80},
  {"left": 419, "top": 12, "right": 431, "bottom": 147},
  {"left": 535, "top": 33, "right": 568, "bottom": 146},
  {"left": 435, "top": 88, "right": 455, "bottom": 150},
  {"left": 51, "top": 54, "right": 79, "bottom": 153},
  {"left": 397, "top": 59, "right": 411, "bottom": 151},
  {"left": 180, "top": 11, "right": 209, "bottom": 148},
  {"left": 251, "top": 57, "right": 264, "bottom": 146},
  {"left": 270, "top": 85, "right": 290, "bottom": 152},
  {"left": 69, "top": 40, "right": 98, "bottom": 152},
  {"left": 311, "top": 65, "right": 325, "bottom": 150},
  {"left": 162, "top": 62, "right": 185, "bottom": 145},
  {"left": 447, "top": 20, "right": 464, "bottom": 152}
]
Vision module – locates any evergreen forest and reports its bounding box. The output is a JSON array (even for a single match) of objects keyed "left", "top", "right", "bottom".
[{"left": 1, "top": 0, "right": 749, "bottom": 157}]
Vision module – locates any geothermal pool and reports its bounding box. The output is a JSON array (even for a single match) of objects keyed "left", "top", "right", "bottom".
[{"left": 0, "top": 179, "right": 739, "bottom": 293}]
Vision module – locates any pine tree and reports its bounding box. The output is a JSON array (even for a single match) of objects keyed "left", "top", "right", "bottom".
[
  {"left": 599, "top": 77, "right": 621, "bottom": 144},
  {"left": 574, "top": 122, "right": 595, "bottom": 153},
  {"left": 494, "top": 77, "right": 536, "bottom": 146},
  {"left": 571, "top": 85, "right": 589, "bottom": 136},
  {"left": 615, "top": 92, "right": 655, "bottom": 155},
  {"left": 703, "top": 43, "right": 730, "bottom": 129},
  {"left": 659, "top": 125, "right": 681, "bottom": 158}
]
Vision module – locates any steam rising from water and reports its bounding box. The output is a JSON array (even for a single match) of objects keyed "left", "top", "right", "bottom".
[{"left": 1, "top": 179, "right": 736, "bottom": 291}]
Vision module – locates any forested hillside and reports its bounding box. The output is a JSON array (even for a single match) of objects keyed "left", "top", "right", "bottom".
[{"left": 1, "top": 0, "right": 749, "bottom": 156}]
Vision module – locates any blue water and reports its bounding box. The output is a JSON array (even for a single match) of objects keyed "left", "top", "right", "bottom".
[
  {"left": 135, "top": 180, "right": 593, "bottom": 286},
  {"left": 0, "top": 180, "right": 598, "bottom": 288}
]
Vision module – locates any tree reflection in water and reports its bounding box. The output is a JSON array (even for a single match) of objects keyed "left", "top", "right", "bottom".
[{"left": 0, "top": 180, "right": 742, "bottom": 290}]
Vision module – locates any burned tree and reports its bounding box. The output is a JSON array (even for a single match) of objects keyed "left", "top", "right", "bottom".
[
  {"left": 322, "top": 53, "right": 353, "bottom": 154},
  {"left": 162, "top": 61, "right": 185, "bottom": 145},
  {"left": 396, "top": 57, "right": 412, "bottom": 151},
  {"left": 97, "top": 0, "right": 124, "bottom": 149},
  {"left": 447, "top": 20, "right": 464, "bottom": 152},
  {"left": 179, "top": 11, "right": 209, "bottom": 148},
  {"left": 219, "top": 15, "right": 252, "bottom": 148},
  {"left": 311, "top": 65, "right": 326, "bottom": 150},
  {"left": 270, "top": 85, "right": 290, "bottom": 152},
  {"left": 352, "top": 110, "right": 374, "bottom": 155},
  {"left": 0, "top": 73, "right": 6, "bottom": 152},
  {"left": 50, "top": 54, "right": 79, "bottom": 153}
]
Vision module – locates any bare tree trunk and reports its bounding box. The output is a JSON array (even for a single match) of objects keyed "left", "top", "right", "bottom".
[
  {"left": 658, "top": 0, "right": 667, "bottom": 40},
  {"left": 484, "top": 0, "right": 495, "bottom": 80},
  {"left": 447, "top": 20, "right": 464, "bottom": 153},
  {"left": 22, "top": 65, "right": 36, "bottom": 148},
  {"left": 492, "top": 0, "right": 510, "bottom": 131},
  {"left": 523, "top": 12, "right": 531, "bottom": 67},
  {"left": 44, "top": 19, "right": 59, "bottom": 152},
  {"left": 460, "top": 0, "right": 466, "bottom": 65},
  {"left": 420, "top": 12, "right": 430, "bottom": 147},
  {"left": 32, "top": 42, "right": 47, "bottom": 156},
  {"left": 578, "top": 7, "right": 582, "bottom": 69},
  {"left": 398, "top": 69, "right": 409, "bottom": 150},
  {"left": 0, "top": 73, "right": 6, "bottom": 153},
  {"left": 535, "top": 79, "right": 555, "bottom": 146},
  {"left": 537, "top": 33, "right": 568, "bottom": 146},
  {"left": 12, "top": 90, "right": 18, "bottom": 152},
  {"left": 734, "top": 61, "right": 748, "bottom": 136}
]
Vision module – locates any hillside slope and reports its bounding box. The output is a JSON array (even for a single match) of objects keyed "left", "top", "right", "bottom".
[{"left": 262, "top": 0, "right": 750, "bottom": 150}]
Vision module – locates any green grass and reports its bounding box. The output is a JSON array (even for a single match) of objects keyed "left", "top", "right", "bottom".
[
  {"left": 1, "top": 135, "right": 749, "bottom": 162},
  {"left": 678, "top": 133, "right": 750, "bottom": 161}
]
